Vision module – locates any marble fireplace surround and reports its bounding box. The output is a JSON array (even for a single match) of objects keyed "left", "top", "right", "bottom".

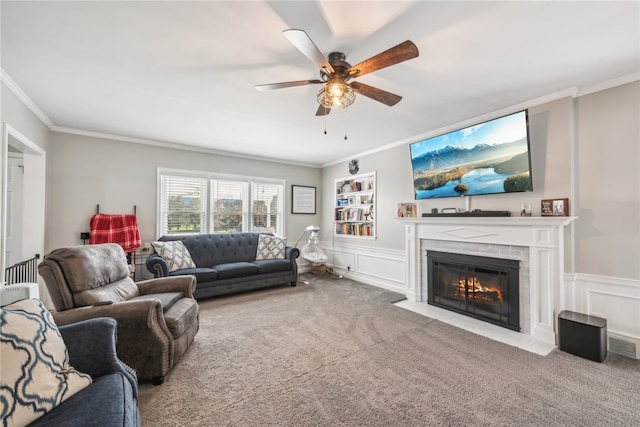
[{"left": 400, "top": 216, "right": 576, "bottom": 354}]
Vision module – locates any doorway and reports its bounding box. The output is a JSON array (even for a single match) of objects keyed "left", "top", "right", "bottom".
[{"left": 1, "top": 124, "right": 46, "bottom": 298}]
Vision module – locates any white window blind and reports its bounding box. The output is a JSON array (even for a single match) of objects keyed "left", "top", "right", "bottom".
[
  {"left": 211, "top": 180, "right": 248, "bottom": 233},
  {"left": 157, "top": 169, "right": 284, "bottom": 237},
  {"left": 160, "top": 175, "right": 208, "bottom": 236},
  {"left": 251, "top": 182, "right": 282, "bottom": 235}
]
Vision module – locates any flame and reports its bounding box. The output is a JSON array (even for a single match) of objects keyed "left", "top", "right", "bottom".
[{"left": 451, "top": 276, "right": 502, "bottom": 303}]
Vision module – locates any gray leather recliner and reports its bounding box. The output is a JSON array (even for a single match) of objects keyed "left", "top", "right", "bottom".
[{"left": 38, "top": 243, "right": 199, "bottom": 384}]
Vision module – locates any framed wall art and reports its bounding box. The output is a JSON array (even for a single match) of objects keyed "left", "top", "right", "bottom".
[
  {"left": 541, "top": 198, "right": 569, "bottom": 216},
  {"left": 291, "top": 185, "right": 316, "bottom": 214}
]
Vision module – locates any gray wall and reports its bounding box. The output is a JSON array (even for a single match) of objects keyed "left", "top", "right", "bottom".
[
  {"left": 574, "top": 81, "right": 639, "bottom": 279},
  {"left": 46, "top": 133, "right": 322, "bottom": 251},
  {"left": 321, "top": 83, "right": 639, "bottom": 281},
  {"left": 322, "top": 97, "right": 574, "bottom": 251},
  {"left": 4, "top": 80, "right": 639, "bottom": 285},
  {"left": 1, "top": 84, "right": 51, "bottom": 153}
]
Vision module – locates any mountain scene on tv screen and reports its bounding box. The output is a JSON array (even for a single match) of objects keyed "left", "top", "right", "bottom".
[{"left": 412, "top": 137, "right": 532, "bottom": 199}]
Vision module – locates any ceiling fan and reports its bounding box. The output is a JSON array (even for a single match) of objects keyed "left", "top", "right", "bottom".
[{"left": 255, "top": 29, "right": 419, "bottom": 116}]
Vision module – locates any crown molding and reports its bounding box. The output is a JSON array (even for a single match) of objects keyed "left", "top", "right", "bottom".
[
  {"left": 51, "top": 126, "right": 320, "bottom": 169},
  {"left": 321, "top": 87, "right": 579, "bottom": 168},
  {"left": 1, "top": 68, "right": 55, "bottom": 129},
  {"left": 2, "top": 68, "right": 320, "bottom": 168},
  {"left": 321, "top": 74, "right": 639, "bottom": 169},
  {"left": 576, "top": 72, "right": 639, "bottom": 97}
]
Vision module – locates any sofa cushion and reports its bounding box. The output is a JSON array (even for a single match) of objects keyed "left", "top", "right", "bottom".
[
  {"left": 213, "top": 262, "right": 258, "bottom": 280},
  {"left": 151, "top": 241, "right": 196, "bottom": 272},
  {"left": 0, "top": 299, "right": 92, "bottom": 426},
  {"left": 251, "top": 259, "right": 293, "bottom": 274},
  {"left": 159, "top": 233, "right": 262, "bottom": 266},
  {"left": 169, "top": 267, "right": 218, "bottom": 283},
  {"left": 255, "top": 235, "right": 286, "bottom": 260},
  {"left": 29, "top": 373, "right": 138, "bottom": 427}
]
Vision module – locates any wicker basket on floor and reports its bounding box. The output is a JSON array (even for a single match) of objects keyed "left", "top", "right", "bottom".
[{"left": 310, "top": 264, "right": 326, "bottom": 275}]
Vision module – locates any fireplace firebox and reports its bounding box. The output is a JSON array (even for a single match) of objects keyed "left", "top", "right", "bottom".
[{"left": 427, "top": 251, "right": 520, "bottom": 331}]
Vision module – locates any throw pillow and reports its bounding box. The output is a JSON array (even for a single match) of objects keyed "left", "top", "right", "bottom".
[
  {"left": 151, "top": 240, "right": 196, "bottom": 272},
  {"left": 0, "top": 299, "right": 92, "bottom": 426},
  {"left": 255, "top": 235, "right": 287, "bottom": 260}
]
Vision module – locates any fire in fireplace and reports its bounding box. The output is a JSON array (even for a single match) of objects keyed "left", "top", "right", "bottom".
[{"left": 427, "top": 251, "right": 520, "bottom": 331}]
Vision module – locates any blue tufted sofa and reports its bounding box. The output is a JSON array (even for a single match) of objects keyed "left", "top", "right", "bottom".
[{"left": 146, "top": 233, "right": 300, "bottom": 300}]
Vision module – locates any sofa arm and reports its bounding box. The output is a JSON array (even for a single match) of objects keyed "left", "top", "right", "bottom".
[
  {"left": 136, "top": 275, "right": 196, "bottom": 298},
  {"left": 146, "top": 254, "right": 169, "bottom": 278},
  {"left": 286, "top": 246, "right": 300, "bottom": 261},
  {"left": 59, "top": 317, "right": 138, "bottom": 398}
]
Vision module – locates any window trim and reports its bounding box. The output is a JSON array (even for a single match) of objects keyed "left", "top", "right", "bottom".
[{"left": 156, "top": 167, "right": 285, "bottom": 238}]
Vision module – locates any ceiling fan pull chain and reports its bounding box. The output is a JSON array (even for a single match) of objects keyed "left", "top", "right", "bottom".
[
  {"left": 324, "top": 115, "right": 327, "bottom": 135},
  {"left": 344, "top": 110, "right": 348, "bottom": 140}
]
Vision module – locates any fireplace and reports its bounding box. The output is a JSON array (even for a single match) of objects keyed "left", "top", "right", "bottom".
[{"left": 427, "top": 251, "right": 520, "bottom": 331}]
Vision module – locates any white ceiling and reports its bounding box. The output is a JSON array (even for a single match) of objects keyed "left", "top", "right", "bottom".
[{"left": 2, "top": 1, "right": 638, "bottom": 167}]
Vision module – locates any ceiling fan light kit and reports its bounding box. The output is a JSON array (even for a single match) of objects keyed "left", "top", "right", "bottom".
[
  {"left": 317, "top": 76, "right": 355, "bottom": 110},
  {"left": 256, "top": 29, "right": 419, "bottom": 115}
]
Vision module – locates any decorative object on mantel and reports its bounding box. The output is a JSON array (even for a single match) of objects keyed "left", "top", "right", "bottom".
[
  {"left": 520, "top": 203, "right": 532, "bottom": 217},
  {"left": 348, "top": 159, "right": 359, "bottom": 175},
  {"left": 397, "top": 203, "right": 417, "bottom": 218},
  {"left": 541, "top": 198, "right": 569, "bottom": 216}
]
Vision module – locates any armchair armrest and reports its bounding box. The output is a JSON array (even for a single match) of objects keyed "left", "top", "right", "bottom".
[
  {"left": 136, "top": 275, "right": 196, "bottom": 298},
  {"left": 59, "top": 317, "right": 138, "bottom": 397},
  {"left": 52, "top": 299, "right": 167, "bottom": 330},
  {"left": 146, "top": 254, "right": 169, "bottom": 278}
]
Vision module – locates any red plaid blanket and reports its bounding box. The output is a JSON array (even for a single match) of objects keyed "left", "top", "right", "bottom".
[{"left": 90, "top": 213, "right": 141, "bottom": 252}]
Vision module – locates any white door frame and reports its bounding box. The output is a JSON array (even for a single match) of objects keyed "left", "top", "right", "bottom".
[{"left": 1, "top": 123, "right": 46, "bottom": 282}]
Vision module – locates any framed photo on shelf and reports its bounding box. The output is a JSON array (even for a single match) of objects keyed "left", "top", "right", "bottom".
[
  {"left": 397, "top": 202, "right": 417, "bottom": 218},
  {"left": 541, "top": 198, "right": 569, "bottom": 216},
  {"left": 292, "top": 185, "right": 316, "bottom": 214}
]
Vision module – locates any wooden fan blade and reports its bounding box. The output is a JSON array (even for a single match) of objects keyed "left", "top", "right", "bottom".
[
  {"left": 255, "top": 80, "right": 323, "bottom": 91},
  {"left": 347, "top": 40, "right": 418, "bottom": 78},
  {"left": 350, "top": 81, "right": 402, "bottom": 106},
  {"left": 283, "top": 29, "right": 335, "bottom": 74},
  {"left": 316, "top": 105, "right": 331, "bottom": 116}
]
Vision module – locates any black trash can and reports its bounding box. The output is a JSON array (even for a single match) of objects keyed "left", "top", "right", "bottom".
[{"left": 558, "top": 310, "right": 607, "bottom": 362}]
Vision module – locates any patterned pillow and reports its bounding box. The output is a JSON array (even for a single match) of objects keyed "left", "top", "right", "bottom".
[
  {"left": 151, "top": 240, "right": 196, "bottom": 272},
  {"left": 0, "top": 299, "right": 92, "bottom": 426},
  {"left": 256, "top": 235, "right": 287, "bottom": 260}
]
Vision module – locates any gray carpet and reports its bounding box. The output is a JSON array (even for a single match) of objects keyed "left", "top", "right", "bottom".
[{"left": 138, "top": 274, "right": 640, "bottom": 426}]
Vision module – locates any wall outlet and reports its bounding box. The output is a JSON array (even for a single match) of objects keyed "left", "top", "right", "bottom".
[
  {"left": 142, "top": 243, "right": 151, "bottom": 252},
  {"left": 347, "top": 265, "right": 351, "bottom": 271}
]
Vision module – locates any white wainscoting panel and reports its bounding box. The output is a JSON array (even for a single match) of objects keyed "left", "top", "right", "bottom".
[
  {"left": 322, "top": 242, "right": 406, "bottom": 295},
  {"left": 568, "top": 273, "right": 640, "bottom": 341}
]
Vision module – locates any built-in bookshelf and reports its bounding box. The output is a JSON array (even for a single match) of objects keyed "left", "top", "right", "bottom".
[{"left": 334, "top": 172, "right": 376, "bottom": 239}]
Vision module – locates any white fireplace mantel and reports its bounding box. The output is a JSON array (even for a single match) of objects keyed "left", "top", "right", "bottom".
[{"left": 402, "top": 216, "right": 576, "bottom": 345}]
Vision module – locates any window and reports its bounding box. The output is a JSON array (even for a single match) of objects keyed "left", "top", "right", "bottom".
[{"left": 158, "top": 169, "right": 284, "bottom": 237}]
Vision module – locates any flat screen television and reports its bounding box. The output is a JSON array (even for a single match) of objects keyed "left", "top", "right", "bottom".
[{"left": 410, "top": 110, "right": 533, "bottom": 200}]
